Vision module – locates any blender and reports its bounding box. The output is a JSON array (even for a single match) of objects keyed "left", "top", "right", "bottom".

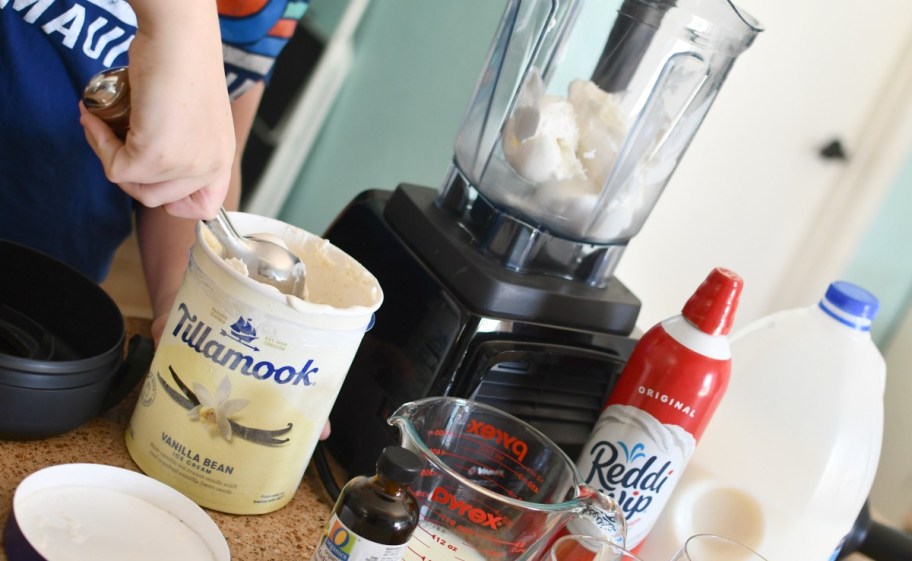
[{"left": 322, "top": 0, "right": 761, "bottom": 477}]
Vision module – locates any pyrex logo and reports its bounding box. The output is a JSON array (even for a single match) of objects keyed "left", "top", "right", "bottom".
[
  {"left": 466, "top": 419, "right": 528, "bottom": 462},
  {"left": 171, "top": 302, "right": 318, "bottom": 386},
  {"left": 430, "top": 487, "right": 503, "bottom": 529},
  {"left": 581, "top": 440, "right": 674, "bottom": 519}
]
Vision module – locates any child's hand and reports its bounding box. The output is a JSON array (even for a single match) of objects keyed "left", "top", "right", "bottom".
[{"left": 80, "top": 0, "right": 234, "bottom": 221}]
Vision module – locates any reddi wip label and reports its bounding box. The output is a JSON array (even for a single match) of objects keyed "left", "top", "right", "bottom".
[
  {"left": 126, "top": 217, "right": 381, "bottom": 515},
  {"left": 576, "top": 404, "right": 695, "bottom": 546}
]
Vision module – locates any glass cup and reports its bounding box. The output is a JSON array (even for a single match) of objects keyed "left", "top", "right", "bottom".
[
  {"left": 671, "top": 534, "right": 769, "bottom": 561},
  {"left": 389, "top": 397, "right": 626, "bottom": 561},
  {"left": 550, "top": 534, "right": 645, "bottom": 561}
]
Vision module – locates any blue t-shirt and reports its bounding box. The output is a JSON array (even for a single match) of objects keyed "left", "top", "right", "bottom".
[{"left": 0, "top": 0, "right": 308, "bottom": 282}]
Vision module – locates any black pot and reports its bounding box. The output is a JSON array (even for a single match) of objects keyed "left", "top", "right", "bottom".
[{"left": 0, "top": 240, "right": 153, "bottom": 440}]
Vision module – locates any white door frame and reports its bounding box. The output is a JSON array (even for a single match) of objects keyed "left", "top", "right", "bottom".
[{"left": 772, "top": 31, "right": 912, "bottom": 312}]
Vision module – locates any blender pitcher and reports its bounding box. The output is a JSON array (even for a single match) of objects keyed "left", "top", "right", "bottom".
[
  {"left": 438, "top": 0, "right": 762, "bottom": 286},
  {"left": 389, "top": 397, "right": 627, "bottom": 561}
]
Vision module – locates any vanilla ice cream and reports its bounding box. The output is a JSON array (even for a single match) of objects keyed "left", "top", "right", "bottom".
[
  {"left": 10, "top": 464, "right": 228, "bottom": 561},
  {"left": 17, "top": 486, "right": 217, "bottom": 561},
  {"left": 497, "top": 75, "right": 680, "bottom": 242},
  {"left": 200, "top": 220, "right": 382, "bottom": 310}
]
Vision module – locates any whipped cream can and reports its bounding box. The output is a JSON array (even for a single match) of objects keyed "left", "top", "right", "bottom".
[
  {"left": 126, "top": 213, "right": 382, "bottom": 515},
  {"left": 575, "top": 268, "right": 742, "bottom": 549}
]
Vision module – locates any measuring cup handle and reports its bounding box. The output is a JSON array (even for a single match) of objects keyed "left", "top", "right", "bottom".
[{"left": 569, "top": 485, "right": 628, "bottom": 547}]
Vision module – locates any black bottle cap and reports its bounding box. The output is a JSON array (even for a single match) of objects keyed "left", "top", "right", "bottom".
[{"left": 377, "top": 446, "right": 422, "bottom": 485}]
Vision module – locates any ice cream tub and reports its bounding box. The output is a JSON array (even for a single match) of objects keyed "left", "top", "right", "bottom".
[
  {"left": 3, "top": 463, "right": 229, "bottom": 561},
  {"left": 125, "top": 213, "right": 383, "bottom": 514}
]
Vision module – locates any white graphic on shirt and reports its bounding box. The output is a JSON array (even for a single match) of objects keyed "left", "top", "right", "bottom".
[
  {"left": 84, "top": 0, "right": 135, "bottom": 26},
  {"left": 3, "top": 0, "right": 135, "bottom": 66}
]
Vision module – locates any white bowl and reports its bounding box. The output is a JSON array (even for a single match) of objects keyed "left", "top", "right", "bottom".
[{"left": 3, "top": 464, "right": 229, "bottom": 561}]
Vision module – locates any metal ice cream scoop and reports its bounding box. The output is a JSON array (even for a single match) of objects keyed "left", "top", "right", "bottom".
[
  {"left": 205, "top": 208, "right": 306, "bottom": 297},
  {"left": 82, "top": 67, "right": 307, "bottom": 297}
]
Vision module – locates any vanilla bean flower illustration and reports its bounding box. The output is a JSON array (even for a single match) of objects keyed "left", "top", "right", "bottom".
[
  {"left": 159, "top": 367, "right": 294, "bottom": 445},
  {"left": 188, "top": 376, "right": 250, "bottom": 441}
]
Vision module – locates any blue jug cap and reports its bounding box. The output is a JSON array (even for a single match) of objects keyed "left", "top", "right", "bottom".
[{"left": 819, "top": 281, "right": 879, "bottom": 331}]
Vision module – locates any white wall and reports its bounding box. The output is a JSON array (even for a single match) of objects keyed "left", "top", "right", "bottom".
[
  {"left": 844, "top": 153, "right": 912, "bottom": 528},
  {"left": 278, "top": 0, "right": 506, "bottom": 233},
  {"left": 873, "top": 307, "right": 912, "bottom": 526}
]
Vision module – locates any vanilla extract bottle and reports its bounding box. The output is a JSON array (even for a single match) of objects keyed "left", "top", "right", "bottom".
[{"left": 312, "top": 446, "right": 421, "bottom": 561}]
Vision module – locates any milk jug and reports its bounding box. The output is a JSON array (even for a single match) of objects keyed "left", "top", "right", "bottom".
[{"left": 638, "top": 281, "right": 886, "bottom": 560}]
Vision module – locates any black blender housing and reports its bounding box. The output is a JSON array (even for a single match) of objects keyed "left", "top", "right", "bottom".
[{"left": 321, "top": 182, "right": 640, "bottom": 478}]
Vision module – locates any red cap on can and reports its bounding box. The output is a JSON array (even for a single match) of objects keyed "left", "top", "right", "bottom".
[{"left": 681, "top": 267, "right": 744, "bottom": 336}]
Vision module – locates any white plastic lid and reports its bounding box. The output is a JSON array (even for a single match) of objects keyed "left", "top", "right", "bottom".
[{"left": 5, "top": 464, "right": 229, "bottom": 561}]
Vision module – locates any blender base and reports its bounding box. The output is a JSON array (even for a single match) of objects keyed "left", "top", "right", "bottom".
[{"left": 322, "top": 185, "right": 641, "bottom": 476}]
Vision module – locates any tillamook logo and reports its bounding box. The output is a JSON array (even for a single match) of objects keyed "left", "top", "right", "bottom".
[
  {"left": 581, "top": 440, "right": 673, "bottom": 519},
  {"left": 171, "top": 302, "right": 318, "bottom": 386},
  {"left": 466, "top": 419, "right": 529, "bottom": 462},
  {"left": 430, "top": 487, "right": 504, "bottom": 529}
]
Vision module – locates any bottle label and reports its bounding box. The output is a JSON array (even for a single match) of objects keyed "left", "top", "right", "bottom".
[
  {"left": 313, "top": 514, "right": 409, "bottom": 561},
  {"left": 577, "top": 405, "right": 695, "bottom": 548},
  {"left": 577, "top": 323, "right": 730, "bottom": 548}
]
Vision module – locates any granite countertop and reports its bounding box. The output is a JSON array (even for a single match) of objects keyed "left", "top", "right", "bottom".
[{"left": 0, "top": 318, "right": 339, "bottom": 560}]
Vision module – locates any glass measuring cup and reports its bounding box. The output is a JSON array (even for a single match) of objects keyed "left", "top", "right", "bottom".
[{"left": 389, "top": 397, "right": 626, "bottom": 561}]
